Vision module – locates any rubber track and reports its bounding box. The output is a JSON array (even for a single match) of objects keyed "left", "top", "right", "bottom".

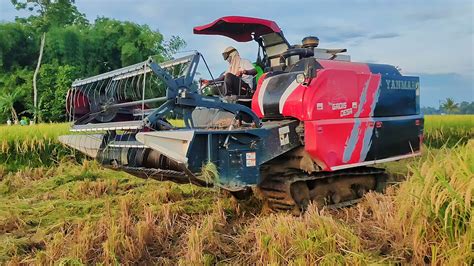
[{"left": 258, "top": 167, "right": 385, "bottom": 213}]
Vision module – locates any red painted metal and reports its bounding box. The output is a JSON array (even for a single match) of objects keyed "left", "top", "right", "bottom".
[
  {"left": 66, "top": 89, "right": 89, "bottom": 116},
  {"left": 251, "top": 61, "right": 384, "bottom": 170},
  {"left": 317, "top": 60, "right": 371, "bottom": 74},
  {"left": 251, "top": 73, "right": 267, "bottom": 117},
  {"left": 193, "top": 16, "right": 282, "bottom": 42}
]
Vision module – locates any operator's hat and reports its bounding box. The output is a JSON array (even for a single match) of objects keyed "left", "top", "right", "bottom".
[{"left": 222, "top": 46, "right": 237, "bottom": 60}]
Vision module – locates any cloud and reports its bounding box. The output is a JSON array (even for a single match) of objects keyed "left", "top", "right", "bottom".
[
  {"left": 404, "top": 9, "right": 455, "bottom": 22},
  {"left": 0, "top": 0, "right": 472, "bottom": 107},
  {"left": 369, "top": 32, "right": 400, "bottom": 40},
  {"left": 414, "top": 72, "right": 474, "bottom": 107},
  {"left": 402, "top": 3, "right": 473, "bottom": 27},
  {"left": 319, "top": 27, "right": 367, "bottom": 43},
  {"left": 284, "top": 23, "right": 369, "bottom": 44}
]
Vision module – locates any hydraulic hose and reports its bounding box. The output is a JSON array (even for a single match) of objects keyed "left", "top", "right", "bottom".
[{"left": 279, "top": 48, "right": 314, "bottom": 66}]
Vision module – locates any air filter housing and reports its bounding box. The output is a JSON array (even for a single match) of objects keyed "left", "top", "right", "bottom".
[{"left": 302, "top": 36, "right": 319, "bottom": 49}]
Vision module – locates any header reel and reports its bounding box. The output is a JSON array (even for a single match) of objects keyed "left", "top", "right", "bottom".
[{"left": 67, "top": 52, "right": 260, "bottom": 131}]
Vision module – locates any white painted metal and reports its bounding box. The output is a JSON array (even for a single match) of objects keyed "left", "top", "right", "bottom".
[
  {"left": 279, "top": 79, "right": 299, "bottom": 113},
  {"left": 136, "top": 130, "right": 195, "bottom": 164},
  {"left": 330, "top": 152, "right": 421, "bottom": 171},
  {"left": 71, "top": 121, "right": 144, "bottom": 132},
  {"left": 58, "top": 134, "right": 104, "bottom": 158}
]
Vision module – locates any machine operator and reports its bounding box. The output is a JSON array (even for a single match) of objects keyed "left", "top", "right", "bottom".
[{"left": 202, "top": 46, "right": 257, "bottom": 96}]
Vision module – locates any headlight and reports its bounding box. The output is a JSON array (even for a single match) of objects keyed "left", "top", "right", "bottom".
[{"left": 296, "top": 73, "right": 306, "bottom": 84}]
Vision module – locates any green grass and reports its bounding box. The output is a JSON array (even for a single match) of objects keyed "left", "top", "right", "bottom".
[{"left": 0, "top": 115, "right": 472, "bottom": 264}]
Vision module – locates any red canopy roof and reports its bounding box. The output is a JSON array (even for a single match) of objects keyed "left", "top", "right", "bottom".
[{"left": 193, "top": 16, "right": 282, "bottom": 42}]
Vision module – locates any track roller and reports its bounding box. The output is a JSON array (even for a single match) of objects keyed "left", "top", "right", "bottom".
[{"left": 258, "top": 167, "right": 387, "bottom": 214}]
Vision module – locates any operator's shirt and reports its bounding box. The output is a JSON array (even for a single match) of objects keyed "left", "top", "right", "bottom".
[{"left": 226, "top": 58, "right": 255, "bottom": 88}]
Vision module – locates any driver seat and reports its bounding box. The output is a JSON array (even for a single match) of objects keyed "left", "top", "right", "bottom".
[
  {"left": 237, "top": 62, "right": 263, "bottom": 98},
  {"left": 234, "top": 76, "right": 257, "bottom": 108}
]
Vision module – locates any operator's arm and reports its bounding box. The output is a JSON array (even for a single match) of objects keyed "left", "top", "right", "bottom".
[
  {"left": 238, "top": 60, "right": 257, "bottom": 76},
  {"left": 212, "top": 74, "right": 225, "bottom": 82},
  {"left": 201, "top": 73, "right": 224, "bottom": 85},
  {"left": 204, "top": 66, "right": 229, "bottom": 83},
  {"left": 239, "top": 68, "right": 257, "bottom": 76}
]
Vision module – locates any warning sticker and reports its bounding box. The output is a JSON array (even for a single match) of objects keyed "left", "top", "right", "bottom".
[
  {"left": 340, "top": 108, "right": 353, "bottom": 117},
  {"left": 331, "top": 102, "right": 347, "bottom": 110},
  {"left": 317, "top": 103, "right": 323, "bottom": 110},
  {"left": 246, "top": 152, "right": 256, "bottom": 159},
  {"left": 279, "top": 126, "right": 290, "bottom": 146},
  {"left": 246, "top": 159, "right": 256, "bottom": 167},
  {"left": 246, "top": 152, "right": 256, "bottom": 167}
]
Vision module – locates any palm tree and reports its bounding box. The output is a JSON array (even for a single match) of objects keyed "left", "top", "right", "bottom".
[
  {"left": 441, "top": 98, "right": 459, "bottom": 114},
  {"left": 0, "top": 91, "right": 21, "bottom": 122}
]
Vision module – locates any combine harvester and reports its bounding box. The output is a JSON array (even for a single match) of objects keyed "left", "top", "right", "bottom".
[{"left": 60, "top": 16, "right": 423, "bottom": 213}]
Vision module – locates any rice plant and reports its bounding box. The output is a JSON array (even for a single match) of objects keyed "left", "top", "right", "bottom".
[
  {"left": 0, "top": 116, "right": 472, "bottom": 264},
  {"left": 424, "top": 115, "right": 474, "bottom": 148},
  {"left": 396, "top": 140, "right": 473, "bottom": 264},
  {"left": 0, "top": 123, "right": 79, "bottom": 171},
  {"left": 348, "top": 140, "right": 473, "bottom": 264}
]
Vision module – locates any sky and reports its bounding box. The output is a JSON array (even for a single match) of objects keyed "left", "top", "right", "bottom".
[{"left": 0, "top": 0, "right": 473, "bottom": 107}]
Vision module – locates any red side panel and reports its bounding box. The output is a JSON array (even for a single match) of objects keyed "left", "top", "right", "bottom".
[
  {"left": 281, "top": 84, "right": 305, "bottom": 116},
  {"left": 276, "top": 67, "right": 381, "bottom": 121},
  {"left": 252, "top": 59, "right": 421, "bottom": 171},
  {"left": 304, "top": 119, "right": 375, "bottom": 171},
  {"left": 299, "top": 67, "right": 381, "bottom": 170},
  {"left": 251, "top": 73, "right": 267, "bottom": 118},
  {"left": 300, "top": 69, "right": 363, "bottom": 120},
  {"left": 263, "top": 61, "right": 382, "bottom": 171}
]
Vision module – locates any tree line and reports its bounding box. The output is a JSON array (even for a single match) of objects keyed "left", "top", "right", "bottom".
[
  {"left": 1, "top": 1, "right": 471, "bottom": 123},
  {"left": 0, "top": 0, "right": 185, "bottom": 123},
  {"left": 422, "top": 98, "right": 474, "bottom": 115}
]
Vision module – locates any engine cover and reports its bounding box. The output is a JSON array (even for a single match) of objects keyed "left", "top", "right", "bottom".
[{"left": 252, "top": 59, "right": 423, "bottom": 171}]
